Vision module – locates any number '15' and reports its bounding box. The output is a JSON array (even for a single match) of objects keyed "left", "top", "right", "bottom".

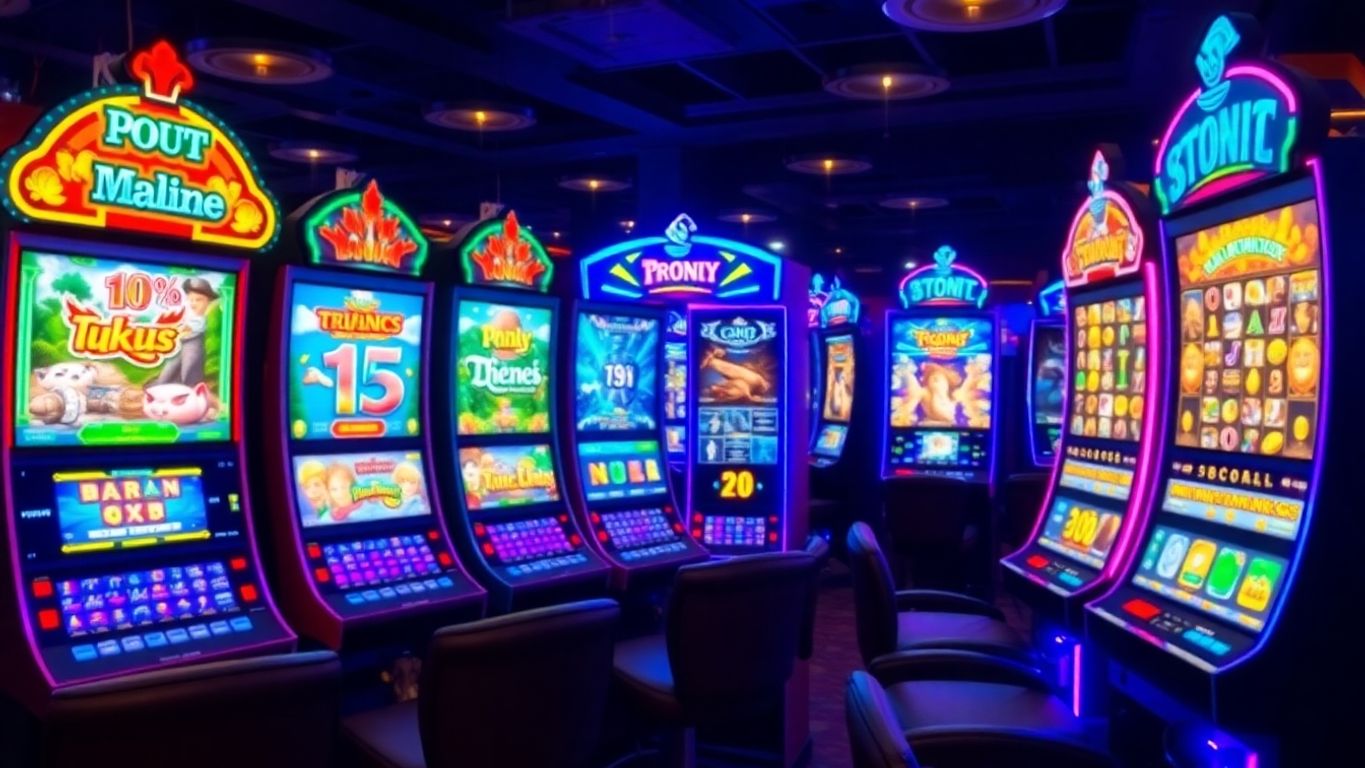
[{"left": 323, "top": 344, "right": 405, "bottom": 416}]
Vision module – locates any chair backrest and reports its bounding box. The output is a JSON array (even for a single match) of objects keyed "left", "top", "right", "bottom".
[
  {"left": 665, "top": 552, "right": 818, "bottom": 721},
  {"left": 419, "top": 598, "right": 620, "bottom": 768},
  {"left": 42, "top": 651, "right": 341, "bottom": 768},
  {"left": 846, "top": 522, "right": 898, "bottom": 666},
  {"left": 845, "top": 671, "right": 919, "bottom": 768}
]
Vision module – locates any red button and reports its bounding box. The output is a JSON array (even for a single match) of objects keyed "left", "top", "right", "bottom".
[
  {"left": 1122, "top": 599, "right": 1161, "bottom": 621},
  {"left": 1027, "top": 555, "right": 1050, "bottom": 569},
  {"left": 229, "top": 557, "right": 247, "bottom": 571},
  {"left": 672, "top": 523, "right": 683, "bottom": 533},
  {"left": 38, "top": 609, "right": 59, "bottom": 631},
  {"left": 590, "top": 513, "right": 601, "bottom": 524},
  {"left": 597, "top": 531, "right": 609, "bottom": 542},
  {"left": 768, "top": 531, "right": 779, "bottom": 543},
  {"left": 437, "top": 552, "right": 453, "bottom": 567},
  {"left": 240, "top": 584, "right": 259, "bottom": 603},
  {"left": 559, "top": 515, "right": 569, "bottom": 524},
  {"left": 314, "top": 568, "right": 331, "bottom": 583},
  {"left": 692, "top": 529, "right": 702, "bottom": 539},
  {"left": 306, "top": 544, "right": 322, "bottom": 559},
  {"left": 427, "top": 530, "right": 440, "bottom": 541},
  {"left": 482, "top": 542, "right": 495, "bottom": 556},
  {"left": 768, "top": 516, "right": 778, "bottom": 524},
  {"left": 474, "top": 523, "right": 486, "bottom": 536},
  {"left": 570, "top": 534, "right": 582, "bottom": 546},
  {"left": 32, "top": 579, "right": 52, "bottom": 599},
  {"left": 692, "top": 514, "right": 703, "bottom": 523}
]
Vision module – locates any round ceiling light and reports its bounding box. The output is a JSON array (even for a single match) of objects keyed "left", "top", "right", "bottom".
[
  {"left": 785, "top": 154, "right": 872, "bottom": 176},
  {"left": 882, "top": 0, "right": 1067, "bottom": 32},
  {"left": 824, "top": 64, "right": 949, "bottom": 101},
  {"left": 424, "top": 102, "right": 537, "bottom": 132},
  {"left": 717, "top": 210, "right": 777, "bottom": 224},
  {"left": 420, "top": 213, "right": 474, "bottom": 231},
  {"left": 185, "top": 38, "right": 333, "bottom": 85},
  {"left": 880, "top": 195, "right": 949, "bottom": 210},
  {"left": 558, "top": 175, "right": 631, "bottom": 192},
  {"left": 269, "top": 141, "right": 358, "bottom": 165}
]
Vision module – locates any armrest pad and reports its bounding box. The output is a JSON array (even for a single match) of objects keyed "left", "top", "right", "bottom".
[
  {"left": 868, "top": 650, "right": 1052, "bottom": 692},
  {"left": 894, "top": 589, "right": 1004, "bottom": 619},
  {"left": 911, "top": 727, "right": 1113, "bottom": 768}
]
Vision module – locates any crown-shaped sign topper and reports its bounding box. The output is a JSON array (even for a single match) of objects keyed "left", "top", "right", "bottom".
[
  {"left": 304, "top": 179, "right": 428, "bottom": 275},
  {"left": 129, "top": 40, "right": 195, "bottom": 104},
  {"left": 460, "top": 210, "right": 554, "bottom": 292},
  {"left": 898, "top": 245, "right": 988, "bottom": 309}
]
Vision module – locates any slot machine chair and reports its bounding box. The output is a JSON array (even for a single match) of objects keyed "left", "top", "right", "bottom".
[
  {"left": 342, "top": 599, "right": 620, "bottom": 768},
  {"left": 612, "top": 552, "right": 819, "bottom": 768},
  {"left": 846, "top": 668, "right": 1111, "bottom": 768},
  {"left": 847, "top": 523, "right": 1034, "bottom": 666},
  {"left": 39, "top": 651, "right": 341, "bottom": 768}
]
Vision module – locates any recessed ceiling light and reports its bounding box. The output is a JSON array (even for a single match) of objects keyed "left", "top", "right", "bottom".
[
  {"left": 269, "top": 141, "right": 358, "bottom": 164},
  {"left": 882, "top": 0, "right": 1067, "bottom": 32},
  {"left": 904, "top": 260, "right": 918, "bottom": 269},
  {"left": 785, "top": 153, "right": 872, "bottom": 176},
  {"left": 424, "top": 102, "right": 536, "bottom": 132},
  {"left": 824, "top": 64, "right": 949, "bottom": 101},
  {"left": 880, "top": 196, "right": 949, "bottom": 210},
  {"left": 768, "top": 240, "right": 785, "bottom": 252},
  {"left": 717, "top": 210, "right": 777, "bottom": 224},
  {"left": 558, "top": 175, "right": 631, "bottom": 192},
  {"left": 185, "top": 38, "right": 333, "bottom": 84},
  {"left": 419, "top": 213, "right": 473, "bottom": 231}
]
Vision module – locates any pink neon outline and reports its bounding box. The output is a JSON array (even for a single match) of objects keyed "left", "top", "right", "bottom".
[
  {"left": 896, "top": 262, "right": 989, "bottom": 309},
  {"left": 1061, "top": 191, "right": 1144, "bottom": 289},
  {"left": 1072, "top": 643, "right": 1083, "bottom": 717}
]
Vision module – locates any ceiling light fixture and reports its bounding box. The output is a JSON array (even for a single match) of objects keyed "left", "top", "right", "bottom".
[
  {"left": 558, "top": 175, "right": 631, "bottom": 192},
  {"left": 824, "top": 63, "right": 949, "bottom": 101},
  {"left": 881, "top": 0, "right": 1067, "bottom": 33},
  {"left": 785, "top": 153, "right": 872, "bottom": 176},
  {"left": 880, "top": 195, "right": 949, "bottom": 210},
  {"left": 717, "top": 210, "right": 777, "bottom": 224},
  {"left": 768, "top": 241, "right": 786, "bottom": 252},
  {"left": 185, "top": 38, "right": 333, "bottom": 84},
  {"left": 423, "top": 102, "right": 537, "bottom": 132},
  {"left": 268, "top": 141, "right": 358, "bottom": 165}
]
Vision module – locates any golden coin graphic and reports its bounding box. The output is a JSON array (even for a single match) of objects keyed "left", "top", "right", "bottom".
[
  {"left": 1246, "top": 368, "right": 1261, "bottom": 396},
  {"left": 1222, "top": 399, "right": 1239, "bottom": 424},
  {"left": 1267, "top": 338, "right": 1287, "bottom": 366},
  {"left": 1103, "top": 326, "right": 1115, "bottom": 346},
  {"left": 1293, "top": 415, "right": 1310, "bottom": 441},
  {"left": 1262, "top": 431, "right": 1283, "bottom": 455},
  {"left": 1115, "top": 395, "right": 1129, "bottom": 418},
  {"left": 1181, "top": 409, "right": 1194, "bottom": 433}
]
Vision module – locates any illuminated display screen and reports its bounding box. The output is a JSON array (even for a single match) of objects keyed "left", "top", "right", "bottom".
[
  {"left": 888, "top": 316, "right": 993, "bottom": 430},
  {"left": 293, "top": 451, "right": 432, "bottom": 528},
  {"left": 12, "top": 250, "right": 236, "bottom": 447},
  {"left": 457, "top": 444, "right": 560, "bottom": 510},
  {"left": 1037, "top": 495, "right": 1125, "bottom": 571},
  {"left": 288, "top": 282, "right": 424, "bottom": 441},
  {"left": 577, "top": 440, "right": 668, "bottom": 502},
  {"left": 1032, "top": 325, "right": 1066, "bottom": 428},
  {"left": 455, "top": 300, "right": 552, "bottom": 435},
  {"left": 1132, "top": 525, "right": 1288, "bottom": 632},
  {"left": 1172, "top": 200, "right": 1321, "bottom": 459},
  {"left": 664, "top": 341, "right": 687, "bottom": 456},
  {"left": 56, "top": 468, "right": 208, "bottom": 552},
  {"left": 574, "top": 313, "right": 658, "bottom": 432},
  {"left": 812, "top": 424, "right": 848, "bottom": 459},
  {"left": 1070, "top": 293, "right": 1147, "bottom": 442},
  {"left": 821, "top": 335, "right": 855, "bottom": 424}
]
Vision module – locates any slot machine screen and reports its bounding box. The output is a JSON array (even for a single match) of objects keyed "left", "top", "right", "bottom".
[
  {"left": 574, "top": 313, "right": 658, "bottom": 432},
  {"left": 455, "top": 300, "right": 552, "bottom": 436},
  {"left": 457, "top": 444, "right": 561, "bottom": 511},
  {"left": 1069, "top": 294, "right": 1147, "bottom": 443},
  {"left": 812, "top": 424, "right": 848, "bottom": 459},
  {"left": 292, "top": 450, "right": 432, "bottom": 528},
  {"left": 287, "top": 282, "right": 424, "bottom": 440},
  {"left": 821, "top": 334, "right": 855, "bottom": 424},
  {"left": 577, "top": 439, "right": 668, "bottom": 502},
  {"left": 663, "top": 311, "right": 688, "bottom": 460},
  {"left": 1031, "top": 325, "right": 1066, "bottom": 432},
  {"left": 11, "top": 249, "right": 237, "bottom": 447},
  {"left": 55, "top": 468, "right": 209, "bottom": 551}
]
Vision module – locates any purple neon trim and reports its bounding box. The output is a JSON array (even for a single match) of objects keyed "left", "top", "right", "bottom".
[
  {"left": 880, "top": 307, "right": 893, "bottom": 479},
  {"left": 987, "top": 309, "right": 1000, "bottom": 496},
  {"left": 1072, "top": 643, "right": 1083, "bottom": 717},
  {"left": 1025, "top": 319, "right": 1045, "bottom": 467}
]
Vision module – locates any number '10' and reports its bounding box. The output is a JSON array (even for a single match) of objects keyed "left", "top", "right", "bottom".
[{"left": 323, "top": 343, "right": 405, "bottom": 416}]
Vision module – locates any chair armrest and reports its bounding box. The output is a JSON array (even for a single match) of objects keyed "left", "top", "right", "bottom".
[
  {"left": 894, "top": 589, "right": 1004, "bottom": 619},
  {"left": 911, "top": 727, "right": 1113, "bottom": 768},
  {"left": 868, "top": 650, "right": 1052, "bottom": 692}
]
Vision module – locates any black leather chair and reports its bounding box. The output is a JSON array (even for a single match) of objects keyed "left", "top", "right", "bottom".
[
  {"left": 40, "top": 651, "right": 341, "bottom": 768},
  {"left": 856, "top": 654, "right": 1113, "bottom": 768},
  {"left": 847, "top": 522, "right": 1034, "bottom": 666},
  {"left": 805, "top": 532, "right": 832, "bottom": 572},
  {"left": 613, "top": 552, "right": 819, "bottom": 768},
  {"left": 343, "top": 599, "right": 621, "bottom": 768}
]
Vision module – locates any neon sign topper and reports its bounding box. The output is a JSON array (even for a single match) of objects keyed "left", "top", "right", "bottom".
[
  {"left": 579, "top": 214, "right": 783, "bottom": 302},
  {"left": 459, "top": 211, "right": 554, "bottom": 292},
  {"left": 1, "top": 40, "right": 279, "bottom": 249},
  {"left": 1153, "top": 15, "right": 1305, "bottom": 214},
  {"left": 809, "top": 273, "right": 861, "bottom": 328},
  {"left": 898, "top": 246, "right": 988, "bottom": 309},
  {"left": 303, "top": 179, "right": 428, "bottom": 276},
  {"left": 1063, "top": 150, "right": 1144, "bottom": 288},
  {"left": 1036, "top": 279, "right": 1066, "bottom": 317}
]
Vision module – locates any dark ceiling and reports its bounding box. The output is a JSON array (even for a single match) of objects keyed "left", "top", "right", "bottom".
[{"left": 2, "top": 0, "right": 1363, "bottom": 293}]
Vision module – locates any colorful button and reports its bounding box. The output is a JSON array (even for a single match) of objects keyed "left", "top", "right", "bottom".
[{"left": 71, "top": 645, "right": 97, "bottom": 662}]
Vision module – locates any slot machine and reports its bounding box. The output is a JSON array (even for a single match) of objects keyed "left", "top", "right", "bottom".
[
  {"left": 564, "top": 303, "right": 707, "bottom": 592},
  {"left": 1085, "top": 15, "right": 1365, "bottom": 764},
  {"left": 437, "top": 212, "right": 608, "bottom": 612},
  {"left": 663, "top": 309, "right": 688, "bottom": 473},
  {"left": 0, "top": 42, "right": 294, "bottom": 708},
  {"left": 259, "top": 179, "right": 485, "bottom": 650},
  {"left": 1027, "top": 279, "right": 1067, "bottom": 468},
  {"left": 1001, "top": 148, "right": 1161, "bottom": 712},
  {"left": 807, "top": 273, "right": 862, "bottom": 469}
]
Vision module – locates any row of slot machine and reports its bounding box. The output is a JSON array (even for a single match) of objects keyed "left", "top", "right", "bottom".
[{"left": 0, "top": 40, "right": 813, "bottom": 740}]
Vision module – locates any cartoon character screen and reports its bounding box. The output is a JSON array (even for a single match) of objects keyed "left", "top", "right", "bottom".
[
  {"left": 1032, "top": 325, "right": 1066, "bottom": 428},
  {"left": 457, "top": 444, "right": 560, "bottom": 510},
  {"left": 56, "top": 467, "right": 209, "bottom": 552},
  {"left": 695, "top": 315, "right": 781, "bottom": 467},
  {"left": 12, "top": 250, "right": 236, "bottom": 447},
  {"left": 1069, "top": 292, "right": 1147, "bottom": 442},
  {"left": 1172, "top": 200, "right": 1321, "bottom": 459},
  {"left": 294, "top": 451, "right": 432, "bottom": 528},
  {"left": 288, "top": 282, "right": 423, "bottom": 441},
  {"left": 575, "top": 313, "right": 658, "bottom": 432},
  {"left": 455, "top": 301, "right": 552, "bottom": 435},
  {"left": 821, "top": 335, "right": 855, "bottom": 424},
  {"left": 888, "top": 316, "right": 993, "bottom": 430},
  {"left": 577, "top": 440, "right": 668, "bottom": 502}
]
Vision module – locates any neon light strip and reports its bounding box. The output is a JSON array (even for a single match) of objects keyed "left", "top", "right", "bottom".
[
  {"left": 1025, "top": 319, "right": 1043, "bottom": 466},
  {"left": 1072, "top": 643, "right": 1084, "bottom": 717},
  {"left": 896, "top": 262, "right": 990, "bottom": 308}
]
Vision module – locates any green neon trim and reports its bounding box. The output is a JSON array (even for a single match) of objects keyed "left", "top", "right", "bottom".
[
  {"left": 458, "top": 215, "right": 554, "bottom": 293},
  {"left": 301, "top": 187, "right": 429, "bottom": 276}
]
